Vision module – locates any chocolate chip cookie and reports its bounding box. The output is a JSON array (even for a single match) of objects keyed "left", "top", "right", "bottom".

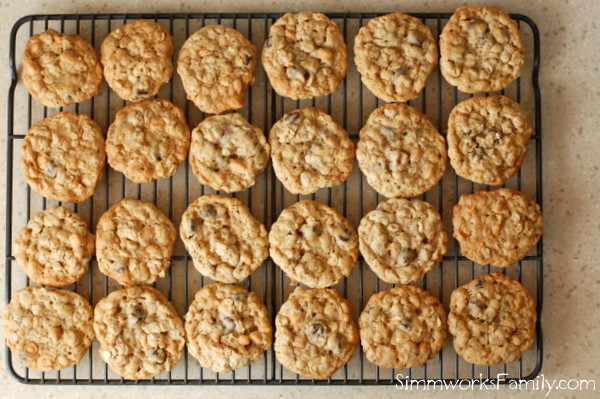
[
  {"left": 274, "top": 287, "right": 358, "bottom": 379},
  {"left": 354, "top": 12, "right": 438, "bottom": 102},
  {"left": 93, "top": 286, "right": 185, "bottom": 380},
  {"left": 453, "top": 188, "right": 543, "bottom": 267},
  {"left": 262, "top": 12, "right": 347, "bottom": 99},
  {"left": 184, "top": 283, "right": 272, "bottom": 372},
  {"left": 448, "top": 272, "right": 537, "bottom": 365},
  {"left": 4, "top": 287, "right": 94, "bottom": 371},
  {"left": 180, "top": 194, "right": 269, "bottom": 283}
]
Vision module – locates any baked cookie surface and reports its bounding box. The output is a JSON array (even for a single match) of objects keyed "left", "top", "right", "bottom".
[
  {"left": 440, "top": 6, "right": 525, "bottom": 93},
  {"left": 189, "top": 113, "right": 269, "bottom": 193},
  {"left": 184, "top": 283, "right": 272, "bottom": 372},
  {"left": 100, "top": 19, "right": 173, "bottom": 102},
  {"left": 96, "top": 198, "right": 176, "bottom": 286},
  {"left": 447, "top": 95, "right": 533, "bottom": 185},
  {"left": 21, "top": 111, "right": 106, "bottom": 203},
  {"left": 354, "top": 12, "right": 438, "bottom": 102},
  {"left": 4, "top": 287, "right": 94, "bottom": 371},
  {"left": 269, "top": 200, "right": 358, "bottom": 288},
  {"left": 269, "top": 107, "right": 354, "bottom": 195},
  {"left": 106, "top": 99, "right": 190, "bottom": 183},
  {"left": 177, "top": 24, "right": 257, "bottom": 114},
  {"left": 22, "top": 29, "right": 103, "bottom": 108},
  {"left": 180, "top": 194, "right": 269, "bottom": 283},
  {"left": 15, "top": 206, "right": 94, "bottom": 287},
  {"left": 356, "top": 103, "right": 446, "bottom": 198},
  {"left": 274, "top": 287, "right": 358, "bottom": 379},
  {"left": 452, "top": 188, "right": 543, "bottom": 267},
  {"left": 359, "top": 285, "right": 447, "bottom": 369},
  {"left": 262, "top": 12, "right": 347, "bottom": 99},
  {"left": 93, "top": 286, "right": 185, "bottom": 380},
  {"left": 448, "top": 272, "right": 536, "bottom": 365},
  {"left": 358, "top": 198, "right": 447, "bottom": 284}
]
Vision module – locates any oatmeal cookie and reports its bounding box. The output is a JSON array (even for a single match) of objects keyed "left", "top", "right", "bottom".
[
  {"left": 100, "top": 19, "right": 173, "bottom": 102},
  {"left": 177, "top": 24, "right": 257, "bottom": 114},
  {"left": 274, "top": 287, "right": 358, "bottom": 379},
  {"left": 184, "top": 283, "right": 272, "bottom": 372},
  {"left": 189, "top": 113, "right": 269, "bottom": 193},
  {"left": 262, "top": 12, "right": 347, "bottom": 99},
  {"left": 4, "top": 287, "right": 94, "bottom": 371},
  {"left": 22, "top": 29, "right": 102, "bottom": 107},
  {"left": 448, "top": 272, "right": 536, "bottom": 364},
  {"left": 93, "top": 286, "right": 185, "bottom": 379},
  {"left": 21, "top": 111, "right": 105, "bottom": 203},
  {"left": 440, "top": 6, "right": 525, "bottom": 93},
  {"left": 180, "top": 194, "right": 269, "bottom": 283},
  {"left": 356, "top": 103, "right": 446, "bottom": 198},
  {"left": 96, "top": 198, "right": 176, "bottom": 286},
  {"left": 354, "top": 12, "right": 438, "bottom": 102},
  {"left": 452, "top": 188, "right": 543, "bottom": 267}
]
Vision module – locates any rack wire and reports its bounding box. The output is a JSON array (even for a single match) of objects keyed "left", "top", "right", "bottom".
[{"left": 5, "top": 12, "right": 542, "bottom": 385}]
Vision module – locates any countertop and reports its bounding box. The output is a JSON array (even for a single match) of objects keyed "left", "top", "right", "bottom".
[{"left": 1, "top": 0, "right": 599, "bottom": 398}]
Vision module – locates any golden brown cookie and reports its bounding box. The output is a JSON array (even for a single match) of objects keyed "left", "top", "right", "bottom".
[
  {"left": 177, "top": 25, "right": 257, "bottom": 114},
  {"left": 356, "top": 103, "right": 447, "bottom": 198},
  {"left": 14, "top": 206, "right": 94, "bottom": 287},
  {"left": 100, "top": 19, "right": 173, "bottom": 102},
  {"left": 448, "top": 272, "right": 536, "bottom": 365},
  {"left": 262, "top": 12, "right": 347, "bottom": 99},
  {"left": 184, "top": 283, "right": 272, "bottom": 372},
  {"left": 21, "top": 111, "right": 106, "bottom": 203},
  {"left": 93, "top": 286, "right": 185, "bottom": 380},
  {"left": 189, "top": 113, "right": 269, "bottom": 193},
  {"left": 22, "top": 29, "right": 103, "bottom": 107},
  {"left": 447, "top": 95, "right": 533, "bottom": 185},
  {"left": 359, "top": 285, "right": 447, "bottom": 369},
  {"left": 4, "top": 287, "right": 94, "bottom": 371},
  {"left": 440, "top": 6, "right": 525, "bottom": 93},
  {"left": 354, "top": 12, "right": 438, "bottom": 102},
  {"left": 453, "top": 188, "right": 543, "bottom": 267},
  {"left": 274, "top": 287, "right": 358, "bottom": 379},
  {"left": 106, "top": 99, "right": 190, "bottom": 183}
]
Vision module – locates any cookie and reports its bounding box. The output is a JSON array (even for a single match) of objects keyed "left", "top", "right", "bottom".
[
  {"left": 184, "top": 283, "right": 272, "bottom": 372},
  {"left": 274, "top": 287, "right": 358, "bottom": 379},
  {"left": 180, "top": 194, "right": 269, "bottom": 283},
  {"left": 354, "top": 12, "right": 438, "bottom": 102},
  {"left": 106, "top": 99, "right": 190, "bottom": 183},
  {"left": 93, "top": 286, "right": 185, "bottom": 380},
  {"left": 448, "top": 272, "right": 536, "bottom": 365},
  {"left": 358, "top": 198, "right": 447, "bottom": 284},
  {"left": 100, "top": 19, "right": 173, "bottom": 102},
  {"left": 269, "top": 200, "right": 358, "bottom": 288},
  {"left": 440, "top": 6, "right": 525, "bottom": 93},
  {"left": 356, "top": 103, "right": 447, "bottom": 198},
  {"left": 3, "top": 287, "right": 94, "bottom": 371},
  {"left": 14, "top": 206, "right": 94, "bottom": 287},
  {"left": 189, "top": 113, "right": 269, "bottom": 193},
  {"left": 262, "top": 12, "right": 347, "bottom": 99},
  {"left": 269, "top": 107, "right": 355, "bottom": 195},
  {"left": 96, "top": 198, "right": 176, "bottom": 286},
  {"left": 21, "top": 111, "right": 106, "bottom": 203},
  {"left": 177, "top": 24, "right": 257, "bottom": 114},
  {"left": 447, "top": 95, "right": 533, "bottom": 185},
  {"left": 359, "top": 285, "right": 447, "bottom": 369},
  {"left": 452, "top": 188, "right": 543, "bottom": 267},
  {"left": 21, "top": 29, "right": 103, "bottom": 108}
]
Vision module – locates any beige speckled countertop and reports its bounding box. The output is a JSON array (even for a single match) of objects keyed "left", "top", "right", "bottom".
[{"left": 2, "top": 0, "right": 600, "bottom": 398}]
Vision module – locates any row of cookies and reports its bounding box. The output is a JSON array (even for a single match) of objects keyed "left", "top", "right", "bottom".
[
  {"left": 4, "top": 272, "right": 536, "bottom": 379},
  {"left": 22, "top": 6, "right": 524, "bottom": 113}
]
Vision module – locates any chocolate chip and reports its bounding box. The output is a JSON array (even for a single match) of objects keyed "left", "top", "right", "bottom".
[
  {"left": 308, "top": 322, "right": 325, "bottom": 337},
  {"left": 243, "top": 55, "right": 253, "bottom": 67},
  {"left": 284, "top": 111, "right": 301, "bottom": 125},
  {"left": 221, "top": 316, "right": 235, "bottom": 333},
  {"left": 183, "top": 218, "right": 196, "bottom": 238},
  {"left": 231, "top": 293, "right": 248, "bottom": 302},
  {"left": 131, "top": 303, "right": 146, "bottom": 323},
  {"left": 338, "top": 227, "right": 353, "bottom": 242},
  {"left": 44, "top": 161, "right": 58, "bottom": 178},
  {"left": 397, "top": 248, "right": 417, "bottom": 266},
  {"left": 407, "top": 29, "right": 426, "bottom": 46},
  {"left": 470, "top": 144, "right": 484, "bottom": 159},
  {"left": 151, "top": 348, "right": 167, "bottom": 364},
  {"left": 201, "top": 204, "right": 217, "bottom": 219},
  {"left": 152, "top": 152, "right": 163, "bottom": 161},
  {"left": 134, "top": 89, "right": 148, "bottom": 98},
  {"left": 286, "top": 66, "right": 309, "bottom": 83}
]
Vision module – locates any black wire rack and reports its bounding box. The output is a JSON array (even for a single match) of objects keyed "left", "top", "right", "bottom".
[{"left": 5, "top": 12, "right": 542, "bottom": 386}]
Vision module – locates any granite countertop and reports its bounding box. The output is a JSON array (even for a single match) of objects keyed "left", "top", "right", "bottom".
[{"left": 1, "top": 0, "right": 599, "bottom": 398}]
